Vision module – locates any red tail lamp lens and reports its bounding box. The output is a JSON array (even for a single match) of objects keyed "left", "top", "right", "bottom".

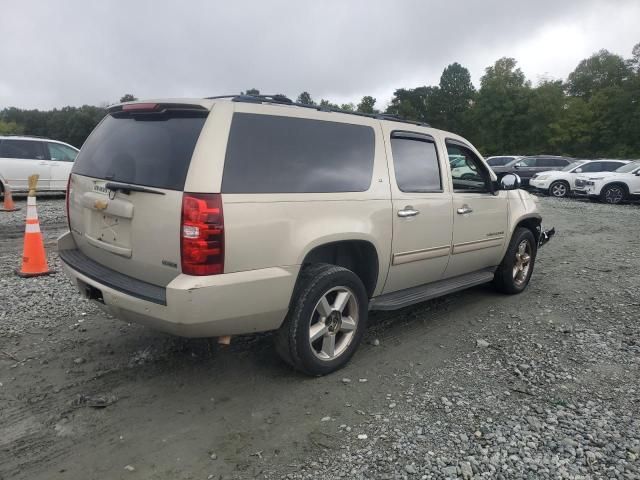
[{"left": 181, "top": 193, "right": 224, "bottom": 275}]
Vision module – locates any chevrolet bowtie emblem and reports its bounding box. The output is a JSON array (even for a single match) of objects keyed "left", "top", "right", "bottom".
[{"left": 94, "top": 199, "right": 109, "bottom": 211}]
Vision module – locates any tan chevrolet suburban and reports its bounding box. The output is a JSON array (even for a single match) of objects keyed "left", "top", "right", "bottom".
[{"left": 58, "top": 95, "right": 554, "bottom": 375}]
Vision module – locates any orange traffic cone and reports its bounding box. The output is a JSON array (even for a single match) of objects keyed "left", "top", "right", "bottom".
[
  {"left": 16, "top": 194, "right": 52, "bottom": 278},
  {"left": 1, "top": 183, "right": 19, "bottom": 212}
]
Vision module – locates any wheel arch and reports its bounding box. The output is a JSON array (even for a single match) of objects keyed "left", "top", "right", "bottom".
[
  {"left": 602, "top": 181, "right": 629, "bottom": 195},
  {"left": 512, "top": 214, "right": 542, "bottom": 245},
  {"left": 293, "top": 240, "right": 380, "bottom": 301}
]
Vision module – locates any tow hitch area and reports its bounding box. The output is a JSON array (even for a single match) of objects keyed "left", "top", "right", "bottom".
[{"left": 539, "top": 227, "right": 555, "bottom": 247}]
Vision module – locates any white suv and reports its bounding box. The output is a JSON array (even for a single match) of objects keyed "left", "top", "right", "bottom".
[
  {"left": 58, "top": 96, "right": 554, "bottom": 375},
  {"left": 0, "top": 135, "right": 78, "bottom": 195},
  {"left": 530, "top": 159, "right": 629, "bottom": 198},
  {"left": 574, "top": 160, "right": 640, "bottom": 204}
]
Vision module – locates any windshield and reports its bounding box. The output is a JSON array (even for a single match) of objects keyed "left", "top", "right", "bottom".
[
  {"left": 615, "top": 161, "right": 640, "bottom": 173},
  {"left": 563, "top": 161, "right": 587, "bottom": 172}
]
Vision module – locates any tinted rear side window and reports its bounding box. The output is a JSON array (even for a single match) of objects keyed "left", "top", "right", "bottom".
[
  {"left": 391, "top": 135, "right": 441, "bottom": 192},
  {"left": 72, "top": 114, "right": 206, "bottom": 190},
  {"left": 222, "top": 113, "right": 375, "bottom": 193},
  {"left": 0, "top": 140, "right": 47, "bottom": 159}
]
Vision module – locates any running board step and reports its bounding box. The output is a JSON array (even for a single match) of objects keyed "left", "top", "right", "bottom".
[{"left": 370, "top": 268, "right": 495, "bottom": 311}]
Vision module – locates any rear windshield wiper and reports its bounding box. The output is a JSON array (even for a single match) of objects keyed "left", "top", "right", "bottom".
[{"left": 105, "top": 182, "right": 165, "bottom": 195}]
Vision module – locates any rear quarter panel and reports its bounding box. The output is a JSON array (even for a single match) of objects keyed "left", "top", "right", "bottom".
[{"left": 196, "top": 103, "right": 393, "bottom": 296}]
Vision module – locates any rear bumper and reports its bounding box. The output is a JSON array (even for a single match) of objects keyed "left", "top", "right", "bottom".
[{"left": 57, "top": 232, "right": 298, "bottom": 337}]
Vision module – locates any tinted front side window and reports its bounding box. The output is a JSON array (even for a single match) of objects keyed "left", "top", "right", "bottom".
[
  {"left": 0, "top": 140, "right": 47, "bottom": 160},
  {"left": 391, "top": 135, "right": 441, "bottom": 192},
  {"left": 72, "top": 114, "right": 206, "bottom": 190},
  {"left": 222, "top": 114, "right": 375, "bottom": 193},
  {"left": 579, "top": 162, "right": 602, "bottom": 173},
  {"left": 446, "top": 142, "right": 490, "bottom": 192},
  {"left": 487, "top": 156, "right": 513, "bottom": 166},
  {"left": 48, "top": 143, "right": 78, "bottom": 162}
]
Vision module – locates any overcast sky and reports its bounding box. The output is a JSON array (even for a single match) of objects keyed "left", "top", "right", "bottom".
[{"left": 1, "top": 0, "right": 638, "bottom": 110}]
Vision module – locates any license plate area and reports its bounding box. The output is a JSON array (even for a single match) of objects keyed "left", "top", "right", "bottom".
[{"left": 89, "top": 212, "right": 132, "bottom": 249}]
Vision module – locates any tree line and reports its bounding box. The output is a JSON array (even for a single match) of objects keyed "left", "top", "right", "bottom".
[{"left": 1, "top": 43, "right": 639, "bottom": 158}]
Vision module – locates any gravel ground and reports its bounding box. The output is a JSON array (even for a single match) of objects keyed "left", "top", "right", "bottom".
[{"left": 0, "top": 195, "right": 639, "bottom": 480}]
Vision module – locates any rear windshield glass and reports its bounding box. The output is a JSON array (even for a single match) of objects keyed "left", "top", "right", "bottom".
[
  {"left": 72, "top": 113, "right": 206, "bottom": 190},
  {"left": 222, "top": 113, "right": 375, "bottom": 193},
  {"left": 486, "top": 156, "right": 512, "bottom": 166}
]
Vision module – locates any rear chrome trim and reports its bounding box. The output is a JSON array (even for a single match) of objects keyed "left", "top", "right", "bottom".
[
  {"left": 392, "top": 245, "right": 451, "bottom": 265},
  {"left": 452, "top": 236, "right": 504, "bottom": 255},
  {"left": 59, "top": 248, "right": 167, "bottom": 305}
]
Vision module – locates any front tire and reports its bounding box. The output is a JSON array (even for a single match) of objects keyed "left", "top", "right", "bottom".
[
  {"left": 600, "top": 184, "right": 626, "bottom": 204},
  {"left": 549, "top": 181, "right": 569, "bottom": 198},
  {"left": 275, "top": 264, "right": 368, "bottom": 376},
  {"left": 494, "top": 227, "right": 537, "bottom": 294}
]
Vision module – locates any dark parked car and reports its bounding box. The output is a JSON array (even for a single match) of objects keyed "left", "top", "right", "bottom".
[{"left": 491, "top": 155, "right": 574, "bottom": 186}]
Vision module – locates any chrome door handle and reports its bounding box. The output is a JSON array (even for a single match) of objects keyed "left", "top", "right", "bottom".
[
  {"left": 39, "top": 161, "right": 49, "bottom": 165},
  {"left": 398, "top": 206, "right": 420, "bottom": 218},
  {"left": 457, "top": 205, "right": 473, "bottom": 215}
]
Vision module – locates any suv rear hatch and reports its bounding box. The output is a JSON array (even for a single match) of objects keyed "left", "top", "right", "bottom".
[{"left": 68, "top": 102, "right": 210, "bottom": 287}]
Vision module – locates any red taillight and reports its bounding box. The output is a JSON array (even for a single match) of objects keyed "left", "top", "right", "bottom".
[
  {"left": 122, "top": 103, "right": 158, "bottom": 112},
  {"left": 181, "top": 193, "right": 224, "bottom": 275},
  {"left": 65, "top": 174, "right": 72, "bottom": 229}
]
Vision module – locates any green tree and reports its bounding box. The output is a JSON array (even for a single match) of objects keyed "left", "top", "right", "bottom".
[
  {"left": 319, "top": 99, "right": 339, "bottom": 109},
  {"left": 296, "top": 91, "right": 315, "bottom": 105},
  {"left": 0, "top": 120, "right": 23, "bottom": 135},
  {"left": 340, "top": 103, "right": 355, "bottom": 112},
  {"left": 566, "top": 49, "right": 630, "bottom": 99},
  {"left": 386, "top": 86, "right": 438, "bottom": 123},
  {"left": 470, "top": 57, "right": 532, "bottom": 154},
  {"left": 629, "top": 42, "right": 640, "bottom": 73},
  {"left": 243, "top": 88, "right": 260, "bottom": 95},
  {"left": 356, "top": 96, "right": 377, "bottom": 114},
  {"left": 119, "top": 94, "right": 137, "bottom": 103},
  {"left": 435, "top": 62, "right": 476, "bottom": 133}
]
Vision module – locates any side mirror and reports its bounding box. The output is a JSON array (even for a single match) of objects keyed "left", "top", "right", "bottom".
[
  {"left": 513, "top": 164, "right": 521, "bottom": 169},
  {"left": 575, "top": 168, "right": 582, "bottom": 173},
  {"left": 500, "top": 173, "right": 521, "bottom": 191}
]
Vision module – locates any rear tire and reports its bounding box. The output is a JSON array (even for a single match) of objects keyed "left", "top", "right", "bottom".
[
  {"left": 600, "top": 184, "right": 626, "bottom": 204},
  {"left": 275, "top": 264, "right": 368, "bottom": 376},
  {"left": 549, "top": 181, "right": 569, "bottom": 198},
  {"left": 494, "top": 227, "right": 537, "bottom": 295}
]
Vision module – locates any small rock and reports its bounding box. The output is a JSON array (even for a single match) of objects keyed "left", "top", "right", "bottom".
[
  {"left": 371, "top": 338, "right": 380, "bottom": 346},
  {"left": 73, "top": 357, "right": 86, "bottom": 365},
  {"left": 357, "top": 434, "right": 368, "bottom": 440},
  {"left": 358, "top": 378, "right": 368, "bottom": 383},
  {"left": 460, "top": 461, "right": 473, "bottom": 479},
  {"left": 476, "top": 339, "right": 490, "bottom": 348},
  {"left": 405, "top": 464, "right": 417, "bottom": 474},
  {"left": 320, "top": 416, "right": 331, "bottom": 422},
  {"left": 124, "top": 465, "right": 135, "bottom": 472},
  {"left": 341, "top": 378, "right": 351, "bottom": 384},
  {"left": 210, "top": 453, "right": 217, "bottom": 460}
]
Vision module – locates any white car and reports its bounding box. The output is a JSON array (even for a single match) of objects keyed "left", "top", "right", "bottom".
[
  {"left": 574, "top": 160, "right": 640, "bottom": 204},
  {"left": 0, "top": 135, "right": 78, "bottom": 195},
  {"left": 529, "top": 159, "right": 629, "bottom": 198}
]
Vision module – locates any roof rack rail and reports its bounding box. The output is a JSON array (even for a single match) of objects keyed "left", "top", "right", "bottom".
[{"left": 206, "top": 94, "right": 430, "bottom": 127}]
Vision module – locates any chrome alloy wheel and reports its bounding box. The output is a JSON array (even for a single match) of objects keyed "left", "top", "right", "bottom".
[
  {"left": 550, "top": 182, "right": 567, "bottom": 197},
  {"left": 604, "top": 186, "right": 624, "bottom": 204},
  {"left": 513, "top": 240, "right": 532, "bottom": 287},
  {"left": 309, "top": 286, "right": 358, "bottom": 361}
]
